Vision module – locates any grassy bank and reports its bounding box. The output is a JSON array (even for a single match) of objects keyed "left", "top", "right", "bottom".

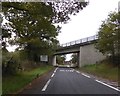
[
  {"left": 2, "top": 65, "right": 54, "bottom": 94},
  {"left": 79, "top": 63, "right": 119, "bottom": 82}
]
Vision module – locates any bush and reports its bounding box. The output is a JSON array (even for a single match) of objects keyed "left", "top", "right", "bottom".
[
  {"left": 2, "top": 50, "right": 21, "bottom": 76},
  {"left": 108, "top": 54, "right": 120, "bottom": 66}
]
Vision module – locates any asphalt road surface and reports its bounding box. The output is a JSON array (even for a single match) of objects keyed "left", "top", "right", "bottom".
[{"left": 20, "top": 67, "right": 120, "bottom": 95}]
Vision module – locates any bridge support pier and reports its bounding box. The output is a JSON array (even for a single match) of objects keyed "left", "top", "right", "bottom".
[
  {"left": 79, "top": 44, "right": 105, "bottom": 67},
  {"left": 77, "top": 52, "right": 80, "bottom": 67},
  {"left": 52, "top": 55, "right": 56, "bottom": 66},
  {"left": 78, "top": 52, "right": 82, "bottom": 67}
]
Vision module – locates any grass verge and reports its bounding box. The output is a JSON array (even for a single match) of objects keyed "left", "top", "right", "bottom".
[
  {"left": 2, "top": 65, "right": 53, "bottom": 94},
  {"left": 79, "top": 63, "right": 119, "bottom": 82}
]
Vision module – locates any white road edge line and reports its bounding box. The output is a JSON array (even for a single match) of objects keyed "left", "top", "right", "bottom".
[
  {"left": 54, "top": 67, "right": 58, "bottom": 73},
  {"left": 76, "top": 71, "right": 80, "bottom": 74},
  {"left": 54, "top": 70, "right": 56, "bottom": 73},
  {"left": 81, "top": 73, "right": 90, "bottom": 78},
  {"left": 51, "top": 73, "right": 54, "bottom": 78},
  {"left": 42, "top": 79, "right": 51, "bottom": 91},
  {"left": 95, "top": 80, "right": 120, "bottom": 92}
]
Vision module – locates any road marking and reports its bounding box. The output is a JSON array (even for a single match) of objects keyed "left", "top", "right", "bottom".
[
  {"left": 51, "top": 73, "right": 54, "bottom": 78},
  {"left": 76, "top": 71, "right": 80, "bottom": 74},
  {"left": 60, "top": 69, "right": 74, "bottom": 72},
  {"left": 81, "top": 73, "right": 90, "bottom": 78},
  {"left": 95, "top": 80, "right": 120, "bottom": 92},
  {"left": 42, "top": 79, "right": 51, "bottom": 91},
  {"left": 42, "top": 68, "right": 58, "bottom": 91},
  {"left": 54, "top": 67, "right": 58, "bottom": 73},
  {"left": 60, "top": 70, "right": 64, "bottom": 72}
]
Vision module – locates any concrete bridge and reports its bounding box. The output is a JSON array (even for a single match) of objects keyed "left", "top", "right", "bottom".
[{"left": 52, "top": 35, "right": 106, "bottom": 67}]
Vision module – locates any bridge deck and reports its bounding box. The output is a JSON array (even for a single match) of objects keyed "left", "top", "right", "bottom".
[{"left": 59, "top": 35, "right": 98, "bottom": 48}]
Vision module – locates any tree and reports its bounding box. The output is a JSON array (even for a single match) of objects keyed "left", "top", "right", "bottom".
[
  {"left": 2, "top": 2, "right": 58, "bottom": 61},
  {"left": 1, "top": 1, "right": 88, "bottom": 75},
  {"left": 56, "top": 55, "right": 66, "bottom": 64},
  {"left": 1, "top": 2, "right": 88, "bottom": 61},
  {"left": 96, "top": 12, "right": 120, "bottom": 64},
  {"left": 70, "top": 53, "right": 77, "bottom": 64}
]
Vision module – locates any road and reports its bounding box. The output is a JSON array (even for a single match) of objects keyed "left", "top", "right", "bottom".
[{"left": 20, "top": 67, "right": 119, "bottom": 95}]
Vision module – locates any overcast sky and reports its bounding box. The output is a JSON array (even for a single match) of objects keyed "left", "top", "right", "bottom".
[
  {"left": 57, "top": 0, "right": 119, "bottom": 60},
  {"left": 57, "top": 0, "right": 119, "bottom": 44}
]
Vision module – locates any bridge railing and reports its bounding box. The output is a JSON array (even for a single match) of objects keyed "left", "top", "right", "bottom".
[{"left": 60, "top": 35, "right": 98, "bottom": 47}]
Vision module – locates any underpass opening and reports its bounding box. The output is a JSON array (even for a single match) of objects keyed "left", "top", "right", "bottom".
[{"left": 53, "top": 52, "right": 79, "bottom": 68}]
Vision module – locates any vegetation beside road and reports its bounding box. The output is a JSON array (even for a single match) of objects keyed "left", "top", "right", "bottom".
[
  {"left": 79, "top": 62, "right": 119, "bottom": 83},
  {"left": 2, "top": 65, "right": 53, "bottom": 94},
  {"left": 95, "top": 11, "right": 120, "bottom": 66}
]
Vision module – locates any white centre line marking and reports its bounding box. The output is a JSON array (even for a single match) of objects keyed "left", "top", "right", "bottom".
[
  {"left": 81, "top": 73, "right": 90, "bottom": 78},
  {"left": 95, "top": 80, "right": 120, "bottom": 92},
  {"left": 42, "top": 79, "right": 51, "bottom": 91}
]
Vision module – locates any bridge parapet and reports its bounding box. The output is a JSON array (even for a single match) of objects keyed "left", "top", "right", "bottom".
[{"left": 60, "top": 35, "right": 98, "bottom": 47}]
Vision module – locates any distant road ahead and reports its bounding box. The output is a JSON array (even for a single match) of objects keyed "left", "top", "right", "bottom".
[{"left": 20, "top": 67, "right": 119, "bottom": 95}]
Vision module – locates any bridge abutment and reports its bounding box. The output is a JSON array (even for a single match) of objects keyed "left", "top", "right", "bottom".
[{"left": 79, "top": 44, "right": 106, "bottom": 67}]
